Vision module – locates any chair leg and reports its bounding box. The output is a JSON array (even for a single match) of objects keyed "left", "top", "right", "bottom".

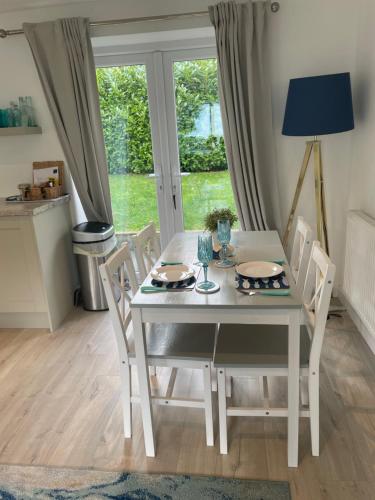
[
  {"left": 309, "top": 372, "right": 320, "bottom": 456},
  {"left": 149, "top": 365, "right": 156, "bottom": 377},
  {"left": 259, "top": 376, "right": 265, "bottom": 400},
  {"left": 212, "top": 325, "right": 219, "bottom": 393},
  {"left": 218, "top": 368, "right": 228, "bottom": 454},
  {"left": 203, "top": 364, "right": 214, "bottom": 446},
  {"left": 211, "top": 364, "right": 218, "bottom": 392},
  {"left": 226, "top": 375, "right": 232, "bottom": 398},
  {"left": 121, "top": 364, "right": 132, "bottom": 438},
  {"left": 300, "top": 376, "right": 309, "bottom": 407}
]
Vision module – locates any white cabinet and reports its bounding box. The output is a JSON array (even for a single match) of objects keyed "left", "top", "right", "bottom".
[
  {"left": 0, "top": 199, "right": 75, "bottom": 330},
  {"left": 0, "top": 218, "right": 45, "bottom": 313}
]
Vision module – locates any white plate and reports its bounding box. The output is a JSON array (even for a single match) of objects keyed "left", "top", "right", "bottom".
[
  {"left": 235, "top": 261, "right": 283, "bottom": 279},
  {"left": 151, "top": 265, "right": 195, "bottom": 283}
]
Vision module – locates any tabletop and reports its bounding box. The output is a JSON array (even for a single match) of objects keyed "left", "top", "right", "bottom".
[{"left": 131, "top": 231, "right": 302, "bottom": 310}]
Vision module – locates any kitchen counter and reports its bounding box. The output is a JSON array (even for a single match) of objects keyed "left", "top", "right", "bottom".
[
  {"left": 0, "top": 194, "right": 70, "bottom": 217},
  {"left": 0, "top": 194, "right": 74, "bottom": 331}
]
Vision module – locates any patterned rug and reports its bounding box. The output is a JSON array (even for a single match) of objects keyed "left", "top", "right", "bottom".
[{"left": 0, "top": 464, "right": 291, "bottom": 499}]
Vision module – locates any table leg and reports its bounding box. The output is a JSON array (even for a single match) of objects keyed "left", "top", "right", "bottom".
[
  {"left": 288, "top": 310, "right": 300, "bottom": 467},
  {"left": 132, "top": 307, "right": 155, "bottom": 457}
]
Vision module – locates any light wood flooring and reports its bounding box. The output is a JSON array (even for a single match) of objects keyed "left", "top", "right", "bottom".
[{"left": 0, "top": 308, "right": 374, "bottom": 499}]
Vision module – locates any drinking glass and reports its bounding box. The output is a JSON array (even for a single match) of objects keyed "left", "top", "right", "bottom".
[
  {"left": 196, "top": 234, "right": 217, "bottom": 292},
  {"left": 217, "top": 219, "right": 234, "bottom": 267},
  {"left": 0, "top": 109, "right": 7, "bottom": 128}
]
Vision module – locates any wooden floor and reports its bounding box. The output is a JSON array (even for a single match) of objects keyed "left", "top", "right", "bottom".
[{"left": 0, "top": 308, "right": 374, "bottom": 500}]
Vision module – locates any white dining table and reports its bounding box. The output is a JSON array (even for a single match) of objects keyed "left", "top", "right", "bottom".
[{"left": 130, "top": 230, "right": 303, "bottom": 467}]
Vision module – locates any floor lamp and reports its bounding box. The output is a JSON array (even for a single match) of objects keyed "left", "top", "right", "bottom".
[{"left": 282, "top": 73, "right": 354, "bottom": 254}]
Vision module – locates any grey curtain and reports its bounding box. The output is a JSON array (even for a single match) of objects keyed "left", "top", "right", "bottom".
[
  {"left": 209, "top": 1, "right": 279, "bottom": 230},
  {"left": 23, "top": 18, "right": 113, "bottom": 223}
]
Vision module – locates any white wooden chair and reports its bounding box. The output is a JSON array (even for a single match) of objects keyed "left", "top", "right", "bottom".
[
  {"left": 132, "top": 222, "right": 163, "bottom": 376},
  {"left": 133, "top": 222, "right": 223, "bottom": 391},
  {"left": 133, "top": 222, "right": 161, "bottom": 282},
  {"left": 290, "top": 216, "right": 313, "bottom": 294},
  {"left": 99, "top": 242, "right": 216, "bottom": 446},
  {"left": 214, "top": 242, "right": 335, "bottom": 456},
  {"left": 223, "top": 217, "right": 312, "bottom": 401}
]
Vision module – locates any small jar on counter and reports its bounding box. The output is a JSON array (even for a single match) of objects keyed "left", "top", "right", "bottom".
[{"left": 18, "top": 183, "right": 31, "bottom": 201}]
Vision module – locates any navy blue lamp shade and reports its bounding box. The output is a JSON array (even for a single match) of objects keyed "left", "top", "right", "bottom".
[{"left": 282, "top": 73, "right": 354, "bottom": 136}]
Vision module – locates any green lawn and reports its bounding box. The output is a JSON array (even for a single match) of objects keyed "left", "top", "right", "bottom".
[{"left": 109, "top": 171, "right": 238, "bottom": 233}]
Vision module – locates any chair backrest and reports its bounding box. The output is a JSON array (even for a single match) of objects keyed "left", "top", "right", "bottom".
[
  {"left": 290, "top": 216, "right": 313, "bottom": 294},
  {"left": 99, "top": 243, "right": 139, "bottom": 364},
  {"left": 302, "top": 241, "right": 336, "bottom": 372},
  {"left": 133, "top": 222, "right": 161, "bottom": 281}
]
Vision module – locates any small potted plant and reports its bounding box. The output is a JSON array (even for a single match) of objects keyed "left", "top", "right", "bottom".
[{"left": 204, "top": 208, "right": 238, "bottom": 258}]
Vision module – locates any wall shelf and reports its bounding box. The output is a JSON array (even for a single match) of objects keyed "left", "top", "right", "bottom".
[{"left": 0, "top": 126, "right": 42, "bottom": 136}]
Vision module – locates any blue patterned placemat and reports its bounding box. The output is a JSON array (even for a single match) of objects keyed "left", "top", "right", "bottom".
[
  {"left": 236, "top": 271, "right": 290, "bottom": 290},
  {"left": 213, "top": 249, "right": 221, "bottom": 260},
  {"left": 151, "top": 275, "right": 197, "bottom": 290},
  {"left": 213, "top": 246, "right": 235, "bottom": 260}
]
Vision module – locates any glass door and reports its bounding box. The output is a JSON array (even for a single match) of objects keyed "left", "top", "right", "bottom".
[
  {"left": 163, "top": 48, "right": 238, "bottom": 233},
  {"left": 96, "top": 53, "right": 173, "bottom": 247},
  {"left": 96, "top": 48, "right": 237, "bottom": 246}
]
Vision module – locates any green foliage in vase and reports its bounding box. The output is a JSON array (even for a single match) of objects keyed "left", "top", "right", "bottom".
[
  {"left": 204, "top": 208, "right": 238, "bottom": 233},
  {"left": 96, "top": 60, "right": 227, "bottom": 175}
]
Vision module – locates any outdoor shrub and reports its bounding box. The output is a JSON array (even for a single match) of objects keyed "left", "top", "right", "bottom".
[
  {"left": 97, "top": 60, "right": 227, "bottom": 175},
  {"left": 178, "top": 135, "right": 227, "bottom": 172}
]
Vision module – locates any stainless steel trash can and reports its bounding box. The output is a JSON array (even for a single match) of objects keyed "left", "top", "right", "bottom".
[{"left": 72, "top": 222, "right": 118, "bottom": 311}]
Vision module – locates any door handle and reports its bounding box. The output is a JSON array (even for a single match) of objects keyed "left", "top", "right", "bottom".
[{"left": 172, "top": 194, "right": 176, "bottom": 210}]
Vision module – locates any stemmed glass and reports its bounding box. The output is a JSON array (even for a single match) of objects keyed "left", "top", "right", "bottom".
[
  {"left": 196, "top": 234, "right": 219, "bottom": 293},
  {"left": 216, "top": 219, "right": 235, "bottom": 268}
]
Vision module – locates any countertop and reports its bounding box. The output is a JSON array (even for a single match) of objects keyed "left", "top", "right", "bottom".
[{"left": 0, "top": 194, "right": 71, "bottom": 217}]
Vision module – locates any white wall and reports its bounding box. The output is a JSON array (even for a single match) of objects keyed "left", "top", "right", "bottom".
[
  {"left": 350, "top": 0, "right": 375, "bottom": 220},
  {"left": 0, "top": 0, "right": 360, "bottom": 284},
  {"left": 268, "top": 0, "right": 358, "bottom": 286},
  {"left": 0, "top": 35, "right": 63, "bottom": 196}
]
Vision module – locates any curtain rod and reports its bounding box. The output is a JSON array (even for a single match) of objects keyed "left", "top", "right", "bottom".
[{"left": 0, "top": 2, "right": 280, "bottom": 39}]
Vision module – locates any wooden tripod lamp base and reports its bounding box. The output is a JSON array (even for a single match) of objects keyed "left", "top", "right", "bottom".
[{"left": 282, "top": 139, "right": 329, "bottom": 254}]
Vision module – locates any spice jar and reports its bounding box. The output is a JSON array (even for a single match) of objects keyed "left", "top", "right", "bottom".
[{"left": 18, "top": 183, "right": 31, "bottom": 201}]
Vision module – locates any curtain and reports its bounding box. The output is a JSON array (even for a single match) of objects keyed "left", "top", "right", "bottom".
[
  {"left": 23, "top": 18, "right": 113, "bottom": 224},
  {"left": 209, "top": 1, "right": 280, "bottom": 230}
]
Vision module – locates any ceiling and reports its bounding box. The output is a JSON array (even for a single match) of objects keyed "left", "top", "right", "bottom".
[{"left": 0, "top": 0, "right": 96, "bottom": 14}]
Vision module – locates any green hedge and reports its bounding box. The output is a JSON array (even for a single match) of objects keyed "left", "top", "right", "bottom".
[
  {"left": 96, "top": 60, "right": 227, "bottom": 175},
  {"left": 178, "top": 135, "right": 227, "bottom": 172}
]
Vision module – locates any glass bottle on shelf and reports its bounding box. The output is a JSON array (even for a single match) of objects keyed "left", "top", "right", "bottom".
[
  {"left": 19, "top": 97, "right": 29, "bottom": 127},
  {"left": 0, "top": 109, "right": 9, "bottom": 128},
  {"left": 10, "top": 102, "right": 21, "bottom": 127},
  {"left": 7, "top": 106, "right": 14, "bottom": 127},
  {"left": 26, "top": 96, "right": 37, "bottom": 126}
]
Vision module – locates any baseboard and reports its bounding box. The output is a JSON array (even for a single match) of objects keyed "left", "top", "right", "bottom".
[
  {"left": 0, "top": 312, "right": 50, "bottom": 330},
  {"left": 338, "top": 290, "right": 375, "bottom": 355}
]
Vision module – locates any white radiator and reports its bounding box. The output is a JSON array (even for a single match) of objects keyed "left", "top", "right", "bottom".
[{"left": 342, "top": 210, "right": 375, "bottom": 353}]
